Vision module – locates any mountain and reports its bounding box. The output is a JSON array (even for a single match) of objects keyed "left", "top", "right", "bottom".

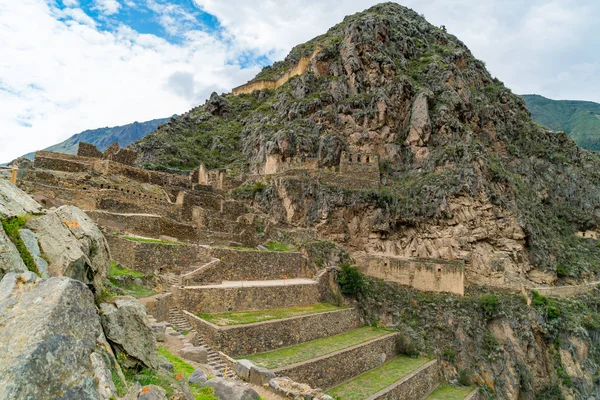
[
  {"left": 18, "top": 117, "right": 171, "bottom": 161},
  {"left": 522, "top": 94, "right": 600, "bottom": 151},
  {"left": 133, "top": 2, "right": 600, "bottom": 284}
]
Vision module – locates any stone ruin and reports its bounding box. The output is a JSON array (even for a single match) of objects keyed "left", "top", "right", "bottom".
[{"left": 77, "top": 141, "right": 138, "bottom": 166}]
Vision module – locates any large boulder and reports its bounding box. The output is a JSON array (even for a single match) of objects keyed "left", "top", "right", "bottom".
[
  {"left": 0, "top": 274, "right": 118, "bottom": 400},
  {"left": 0, "top": 180, "right": 42, "bottom": 218},
  {"left": 99, "top": 296, "right": 158, "bottom": 369},
  {"left": 25, "top": 205, "right": 110, "bottom": 293},
  {"left": 202, "top": 378, "right": 260, "bottom": 400}
]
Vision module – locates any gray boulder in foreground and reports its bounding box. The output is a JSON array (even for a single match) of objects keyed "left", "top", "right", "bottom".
[
  {"left": 99, "top": 296, "right": 158, "bottom": 369},
  {"left": 0, "top": 179, "right": 42, "bottom": 218},
  {"left": 203, "top": 378, "right": 260, "bottom": 400},
  {"left": 25, "top": 205, "right": 110, "bottom": 293},
  {"left": 0, "top": 274, "right": 118, "bottom": 400}
]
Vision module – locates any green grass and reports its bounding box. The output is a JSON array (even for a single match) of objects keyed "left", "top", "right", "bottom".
[
  {"left": 264, "top": 240, "right": 296, "bottom": 252},
  {"left": 157, "top": 346, "right": 218, "bottom": 400},
  {"left": 198, "top": 303, "right": 348, "bottom": 326},
  {"left": 107, "top": 262, "right": 157, "bottom": 298},
  {"left": 326, "top": 356, "right": 430, "bottom": 400},
  {"left": 109, "top": 261, "right": 146, "bottom": 279},
  {"left": 123, "top": 236, "right": 184, "bottom": 245},
  {"left": 426, "top": 383, "right": 476, "bottom": 399},
  {"left": 124, "top": 284, "right": 157, "bottom": 298},
  {"left": 158, "top": 346, "right": 196, "bottom": 377},
  {"left": 242, "top": 326, "right": 393, "bottom": 369},
  {"left": 1, "top": 215, "right": 39, "bottom": 275}
]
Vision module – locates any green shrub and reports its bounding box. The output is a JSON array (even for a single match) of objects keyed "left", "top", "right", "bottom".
[
  {"left": 1, "top": 216, "right": 39, "bottom": 276},
  {"left": 546, "top": 304, "right": 562, "bottom": 320},
  {"left": 556, "top": 265, "right": 568, "bottom": 277},
  {"left": 442, "top": 347, "right": 456, "bottom": 362},
  {"left": 535, "top": 385, "right": 565, "bottom": 400},
  {"left": 531, "top": 290, "right": 548, "bottom": 307},
  {"left": 337, "top": 264, "right": 365, "bottom": 295},
  {"left": 457, "top": 369, "right": 472, "bottom": 386},
  {"left": 480, "top": 294, "right": 499, "bottom": 319},
  {"left": 231, "top": 181, "right": 266, "bottom": 199}
]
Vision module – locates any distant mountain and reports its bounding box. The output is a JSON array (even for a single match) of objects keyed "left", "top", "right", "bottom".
[
  {"left": 521, "top": 94, "right": 600, "bottom": 151},
  {"left": 18, "top": 117, "right": 172, "bottom": 161}
]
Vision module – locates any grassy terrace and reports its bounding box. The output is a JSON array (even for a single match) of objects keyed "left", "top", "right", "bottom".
[
  {"left": 107, "top": 262, "right": 156, "bottom": 298},
  {"left": 326, "top": 356, "right": 430, "bottom": 400},
  {"left": 426, "top": 383, "right": 476, "bottom": 399},
  {"left": 242, "top": 326, "right": 392, "bottom": 369},
  {"left": 197, "top": 303, "right": 349, "bottom": 326}
]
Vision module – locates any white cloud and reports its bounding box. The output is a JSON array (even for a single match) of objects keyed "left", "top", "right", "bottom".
[
  {"left": 93, "top": 0, "right": 121, "bottom": 15},
  {"left": 0, "top": 0, "right": 257, "bottom": 163},
  {"left": 1, "top": 0, "right": 600, "bottom": 163}
]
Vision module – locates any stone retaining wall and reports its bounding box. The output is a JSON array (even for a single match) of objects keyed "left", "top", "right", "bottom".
[
  {"left": 107, "top": 235, "right": 211, "bottom": 274},
  {"left": 465, "top": 389, "right": 483, "bottom": 400},
  {"left": 87, "top": 210, "right": 197, "bottom": 241},
  {"left": 144, "top": 293, "right": 172, "bottom": 322},
  {"left": 184, "top": 248, "right": 312, "bottom": 285},
  {"left": 184, "top": 308, "right": 361, "bottom": 357},
  {"left": 533, "top": 282, "right": 599, "bottom": 298},
  {"left": 365, "top": 359, "right": 441, "bottom": 400},
  {"left": 274, "top": 333, "right": 400, "bottom": 389},
  {"left": 180, "top": 280, "right": 323, "bottom": 314},
  {"left": 355, "top": 253, "right": 465, "bottom": 296}
]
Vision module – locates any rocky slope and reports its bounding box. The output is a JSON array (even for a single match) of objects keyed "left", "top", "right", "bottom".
[
  {"left": 132, "top": 3, "right": 600, "bottom": 289},
  {"left": 522, "top": 94, "right": 600, "bottom": 152}
]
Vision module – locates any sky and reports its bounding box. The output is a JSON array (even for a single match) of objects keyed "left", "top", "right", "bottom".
[{"left": 1, "top": 0, "right": 599, "bottom": 163}]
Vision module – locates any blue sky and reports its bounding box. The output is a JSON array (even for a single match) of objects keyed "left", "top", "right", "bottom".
[{"left": 1, "top": 0, "right": 600, "bottom": 163}]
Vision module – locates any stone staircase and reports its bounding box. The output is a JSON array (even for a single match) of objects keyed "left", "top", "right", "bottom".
[
  {"left": 197, "top": 336, "right": 236, "bottom": 379},
  {"left": 168, "top": 306, "right": 191, "bottom": 332}
]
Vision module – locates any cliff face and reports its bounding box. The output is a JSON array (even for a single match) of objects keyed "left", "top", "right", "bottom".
[{"left": 132, "top": 3, "right": 600, "bottom": 288}]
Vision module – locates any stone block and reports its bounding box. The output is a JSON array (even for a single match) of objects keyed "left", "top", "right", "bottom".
[
  {"left": 179, "top": 346, "right": 208, "bottom": 363},
  {"left": 235, "top": 359, "right": 254, "bottom": 380},
  {"left": 248, "top": 365, "right": 275, "bottom": 386},
  {"left": 188, "top": 368, "right": 207, "bottom": 385},
  {"left": 151, "top": 322, "right": 168, "bottom": 342}
]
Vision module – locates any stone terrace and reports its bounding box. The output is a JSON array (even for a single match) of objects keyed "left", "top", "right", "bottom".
[{"left": 16, "top": 148, "right": 480, "bottom": 399}]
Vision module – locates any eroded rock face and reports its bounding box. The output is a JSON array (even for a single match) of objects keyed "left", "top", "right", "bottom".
[
  {"left": 0, "top": 179, "right": 42, "bottom": 218},
  {"left": 25, "top": 205, "right": 110, "bottom": 293},
  {"left": 0, "top": 274, "right": 117, "bottom": 400},
  {"left": 99, "top": 296, "right": 158, "bottom": 369}
]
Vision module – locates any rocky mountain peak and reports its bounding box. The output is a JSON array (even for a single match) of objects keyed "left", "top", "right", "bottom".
[{"left": 132, "top": 3, "right": 600, "bottom": 286}]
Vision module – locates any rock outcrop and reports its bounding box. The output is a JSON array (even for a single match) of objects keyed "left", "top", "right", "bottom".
[
  {"left": 99, "top": 296, "right": 159, "bottom": 369},
  {"left": 25, "top": 205, "right": 110, "bottom": 293},
  {"left": 0, "top": 179, "right": 42, "bottom": 218},
  {"left": 0, "top": 274, "right": 118, "bottom": 400}
]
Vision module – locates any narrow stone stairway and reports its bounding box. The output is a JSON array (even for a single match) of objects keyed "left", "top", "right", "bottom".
[{"left": 168, "top": 307, "right": 192, "bottom": 331}]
